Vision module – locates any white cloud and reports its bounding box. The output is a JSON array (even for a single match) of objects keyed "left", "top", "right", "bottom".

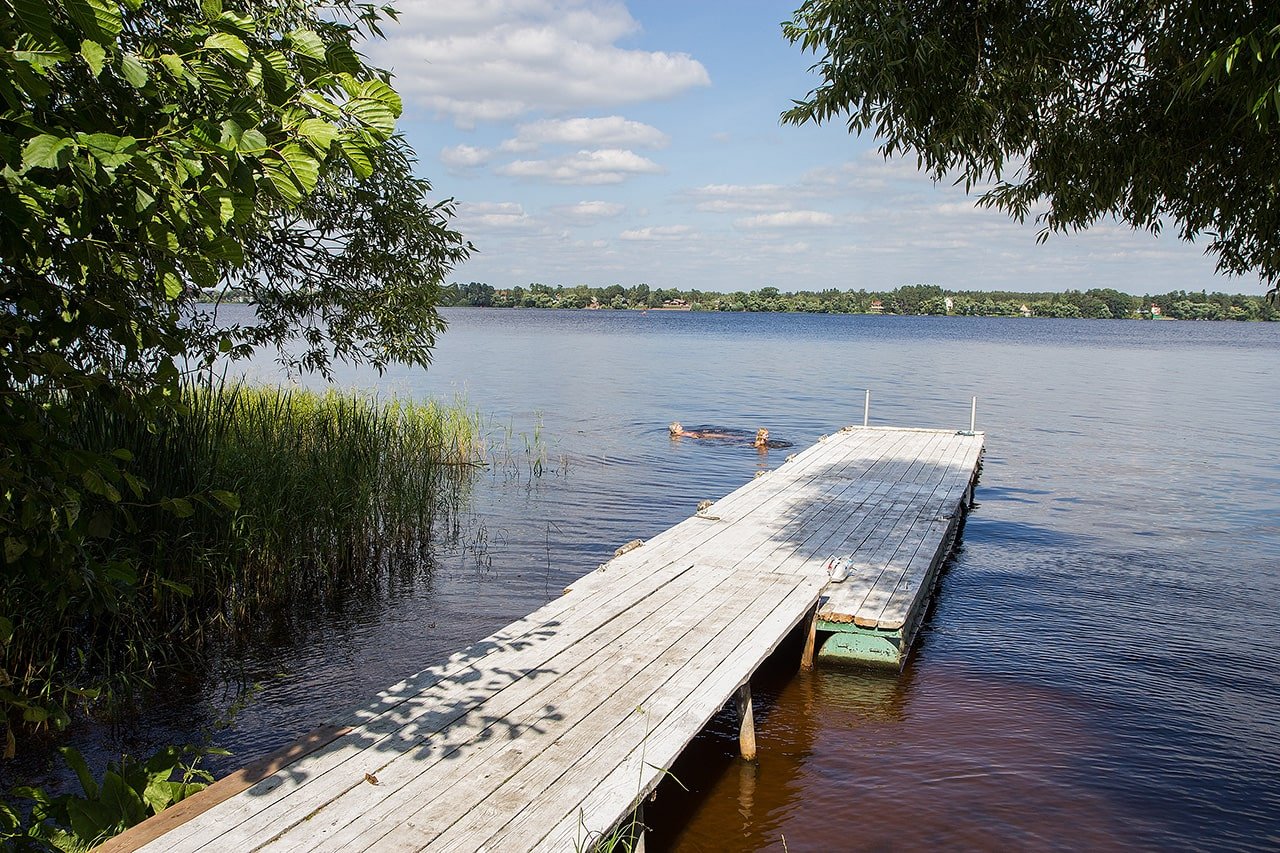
[
  {"left": 456, "top": 201, "right": 536, "bottom": 230},
  {"left": 687, "top": 183, "right": 792, "bottom": 213},
  {"left": 369, "top": 1, "right": 710, "bottom": 126},
  {"left": 501, "top": 116, "right": 669, "bottom": 152},
  {"left": 550, "top": 200, "right": 626, "bottom": 221},
  {"left": 498, "top": 148, "right": 663, "bottom": 184},
  {"left": 440, "top": 144, "right": 493, "bottom": 168},
  {"left": 619, "top": 225, "right": 698, "bottom": 241},
  {"left": 736, "top": 210, "right": 838, "bottom": 229}
]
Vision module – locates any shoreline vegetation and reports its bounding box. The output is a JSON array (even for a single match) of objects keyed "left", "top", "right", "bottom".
[
  {"left": 449, "top": 283, "right": 1276, "bottom": 321},
  {"left": 199, "top": 283, "right": 1277, "bottom": 321},
  {"left": 2, "top": 384, "right": 482, "bottom": 752}
]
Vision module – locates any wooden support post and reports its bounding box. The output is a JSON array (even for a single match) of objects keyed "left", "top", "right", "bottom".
[
  {"left": 735, "top": 682, "right": 756, "bottom": 762},
  {"left": 800, "top": 605, "right": 818, "bottom": 670}
]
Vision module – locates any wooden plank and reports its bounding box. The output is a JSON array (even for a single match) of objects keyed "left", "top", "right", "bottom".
[
  {"left": 816, "top": 431, "right": 962, "bottom": 623},
  {"left": 98, "top": 724, "right": 351, "bottom": 853},
  {"left": 600, "top": 428, "right": 890, "bottom": 573},
  {"left": 714, "top": 429, "right": 924, "bottom": 575},
  {"left": 138, "top": 559, "right": 715, "bottom": 851},
  {"left": 253, "top": 565, "right": 766, "bottom": 853},
  {"left": 310, "top": 572, "right": 823, "bottom": 852},
  {"left": 483, "top": 576, "right": 826, "bottom": 852},
  {"left": 738, "top": 429, "right": 945, "bottom": 580},
  {"left": 847, "top": 433, "right": 972, "bottom": 626},
  {"left": 855, "top": 436, "right": 982, "bottom": 628},
  {"left": 808, "top": 432, "right": 954, "bottom": 620},
  {"left": 871, "top": 440, "right": 985, "bottom": 629}
]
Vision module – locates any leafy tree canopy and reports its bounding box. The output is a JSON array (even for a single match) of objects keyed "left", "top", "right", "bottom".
[
  {"left": 782, "top": 1, "right": 1280, "bottom": 294},
  {"left": 0, "top": 0, "right": 468, "bottom": 738}
]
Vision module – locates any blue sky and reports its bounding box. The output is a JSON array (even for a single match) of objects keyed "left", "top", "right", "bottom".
[{"left": 368, "top": 1, "right": 1264, "bottom": 296}]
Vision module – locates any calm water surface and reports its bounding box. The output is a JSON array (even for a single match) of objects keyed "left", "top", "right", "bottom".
[{"left": 18, "top": 309, "right": 1280, "bottom": 850}]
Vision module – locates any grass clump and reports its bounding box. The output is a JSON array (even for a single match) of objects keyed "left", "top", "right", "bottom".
[{"left": 1, "top": 382, "right": 481, "bottom": 750}]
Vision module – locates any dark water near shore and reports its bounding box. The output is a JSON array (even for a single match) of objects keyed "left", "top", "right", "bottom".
[{"left": 12, "top": 308, "right": 1280, "bottom": 850}]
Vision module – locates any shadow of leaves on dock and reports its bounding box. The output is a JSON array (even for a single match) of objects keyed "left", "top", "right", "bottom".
[{"left": 229, "top": 618, "right": 570, "bottom": 801}]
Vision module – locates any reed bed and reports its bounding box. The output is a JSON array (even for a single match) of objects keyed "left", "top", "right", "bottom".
[{"left": 3, "top": 382, "right": 482, "bottom": 727}]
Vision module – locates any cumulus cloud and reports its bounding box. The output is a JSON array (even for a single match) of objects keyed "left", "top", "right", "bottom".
[
  {"left": 440, "top": 144, "right": 494, "bottom": 168},
  {"left": 550, "top": 200, "right": 626, "bottom": 221},
  {"left": 368, "top": 1, "right": 710, "bottom": 125},
  {"left": 498, "top": 148, "right": 663, "bottom": 184},
  {"left": 619, "top": 225, "right": 698, "bottom": 241},
  {"left": 501, "top": 116, "right": 669, "bottom": 152},
  {"left": 736, "top": 211, "right": 838, "bottom": 229},
  {"left": 456, "top": 201, "right": 536, "bottom": 230}
]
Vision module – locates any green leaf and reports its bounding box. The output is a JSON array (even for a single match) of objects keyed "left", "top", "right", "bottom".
[
  {"left": 76, "top": 132, "right": 137, "bottom": 168},
  {"left": 64, "top": 0, "right": 123, "bottom": 42},
  {"left": 297, "top": 118, "right": 338, "bottom": 155},
  {"left": 264, "top": 143, "right": 319, "bottom": 203},
  {"left": 237, "top": 127, "right": 268, "bottom": 155},
  {"left": 200, "top": 0, "right": 222, "bottom": 18},
  {"left": 81, "top": 38, "right": 106, "bottom": 76},
  {"left": 12, "top": 0, "right": 55, "bottom": 41},
  {"left": 120, "top": 53, "right": 148, "bottom": 88},
  {"left": 339, "top": 138, "right": 373, "bottom": 179},
  {"left": 160, "top": 578, "right": 193, "bottom": 596},
  {"left": 218, "top": 10, "right": 256, "bottom": 34},
  {"left": 99, "top": 769, "right": 147, "bottom": 827},
  {"left": 22, "top": 133, "right": 73, "bottom": 170},
  {"left": 287, "top": 29, "right": 326, "bottom": 62},
  {"left": 3, "top": 537, "right": 27, "bottom": 564},
  {"left": 68, "top": 798, "right": 121, "bottom": 842},
  {"left": 0, "top": 615, "right": 13, "bottom": 645},
  {"left": 162, "top": 271, "right": 183, "bottom": 300},
  {"left": 165, "top": 497, "right": 195, "bottom": 517},
  {"left": 219, "top": 118, "right": 244, "bottom": 149},
  {"left": 159, "top": 53, "right": 185, "bottom": 79},
  {"left": 347, "top": 98, "right": 396, "bottom": 136},
  {"left": 210, "top": 489, "right": 240, "bottom": 510},
  {"left": 205, "top": 32, "right": 249, "bottom": 64},
  {"left": 60, "top": 747, "right": 99, "bottom": 799},
  {"left": 13, "top": 36, "right": 72, "bottom": 72},
  {"left": 357, "top": 78, "right": 403, "bottom": 116},
  {"left": 299, "top": 90, "right": 341, "bottom": 119}
]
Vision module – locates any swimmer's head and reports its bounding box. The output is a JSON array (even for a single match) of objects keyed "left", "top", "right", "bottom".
[
  {"left": 754, "top": 428, "right": 769, "bottom": 447},
  {"left": 669, "top": 421, "right": 683, "bottom": 436}
]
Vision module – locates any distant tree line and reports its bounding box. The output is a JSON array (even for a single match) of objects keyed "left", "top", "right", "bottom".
[{"left": 441, "top": 282, "right": 1277, "bottom": 321}]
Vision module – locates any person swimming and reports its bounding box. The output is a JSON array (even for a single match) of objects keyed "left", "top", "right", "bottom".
[{"left": 669, "top": 422, "right": 771, "bottom": 449}]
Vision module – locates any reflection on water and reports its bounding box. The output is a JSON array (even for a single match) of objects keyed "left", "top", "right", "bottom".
[
  {"left": 8, "top": 309, "right": 1279, "bottom": 850},
  {"left": 660, "top": 661, "right": 1156, "bottom": 852}
]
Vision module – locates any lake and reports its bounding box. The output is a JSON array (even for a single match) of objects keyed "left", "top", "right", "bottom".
[{"left": 17, "top": 308, "right": 1280, "bottom": 850}]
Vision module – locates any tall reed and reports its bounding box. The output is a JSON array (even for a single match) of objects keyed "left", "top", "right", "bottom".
[{"left": 2, "top": 382, "right": 482, "bottom": 734}]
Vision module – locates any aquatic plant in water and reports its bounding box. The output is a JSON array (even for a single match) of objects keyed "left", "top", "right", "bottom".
[{"left": 0, "top": 382, "right": 483, "bottom": 754}]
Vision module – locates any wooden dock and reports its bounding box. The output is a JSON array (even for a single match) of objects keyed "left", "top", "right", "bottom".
[{"left": 103, "top": 425, "right": 983, "bottom": 852}]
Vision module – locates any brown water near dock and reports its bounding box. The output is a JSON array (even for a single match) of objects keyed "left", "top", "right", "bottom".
[{"left": 654, "top": 646, "right": 1149, "bottom": 851}]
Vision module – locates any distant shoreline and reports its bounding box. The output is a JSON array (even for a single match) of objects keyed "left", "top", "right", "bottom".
[{"left": 195, "top": 283, "right": 1277, "bottom": 322}]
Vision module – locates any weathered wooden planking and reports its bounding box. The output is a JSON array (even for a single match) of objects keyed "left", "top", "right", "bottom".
[
  {"left": 109, "top": 425, "right": 982, "bottom": 852},
  {"left": 817, "top": 430, "right": 983, "bottom": 630}
]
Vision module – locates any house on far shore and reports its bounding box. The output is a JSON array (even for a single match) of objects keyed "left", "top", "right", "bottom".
[
  {"left": 944, "top": 296, "right": 954, "bottom": 314},
  {"left": 1019, "top": 303, "right": 1032, "bottom": 317},
  {"left": 655, "top": 298, "right": 691, "bottom": 311},
  {"left": 1150, "top": 304, "right": 1163, "bottom": 318},
  {"left": 868, "top": 299, "right": 884, "bottom": 314}
]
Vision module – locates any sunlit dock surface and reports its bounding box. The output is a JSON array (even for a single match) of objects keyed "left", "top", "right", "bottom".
[{"left": 103, "top": 426, "right": 983, "bottom": 852}]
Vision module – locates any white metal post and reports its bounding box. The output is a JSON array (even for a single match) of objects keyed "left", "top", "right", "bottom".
[
  {"left": 970, "top": 396, "right": 977, "bottom": 433},
  {"left": 863, "top": 389, "right": 870, "bottom": 427}
]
